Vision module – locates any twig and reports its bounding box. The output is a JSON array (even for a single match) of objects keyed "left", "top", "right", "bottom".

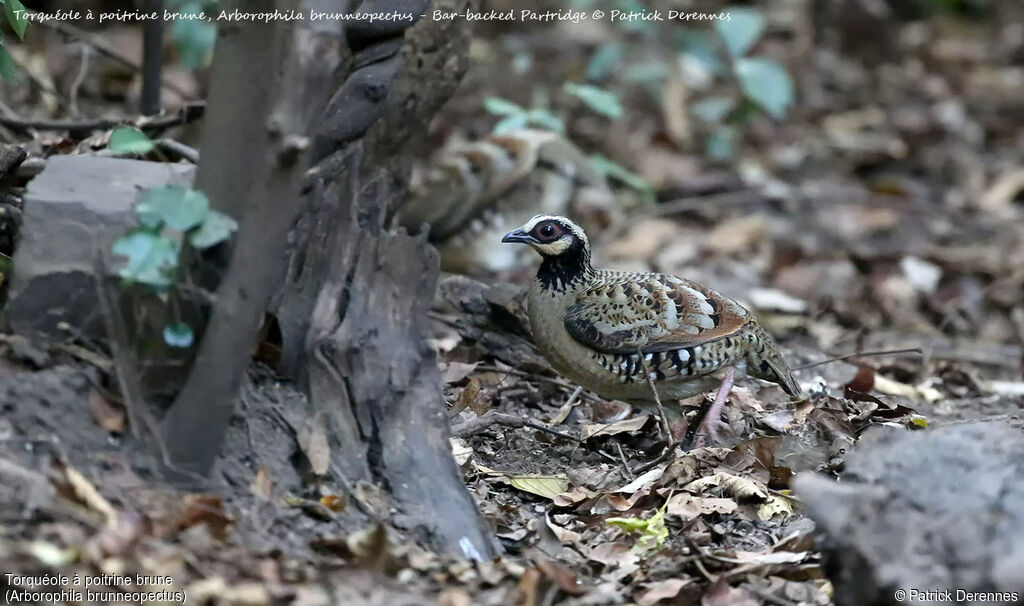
[
  {"left": 155, "top": 138, "right": 199, "bottom": 163},
  {"left": 92, "top": 249, "right": 205, "bottom": 484},
  {"left": 794, "top": 347, "right": 923, "bottom": 371},
  {"left": 69, "top": 45, "right": 91, "bottom": 117},
  {"left": 0, "top": 102, "right": 206, "bottom": 135},
  {"left": 615, "top": 442, "right": 634, "bottom": 481},
  {"left": 141, "top": 0, "right": 165, "bottom": 115},
  {"left": 450, "top": 410, "right": 579, "bottom": 442}
]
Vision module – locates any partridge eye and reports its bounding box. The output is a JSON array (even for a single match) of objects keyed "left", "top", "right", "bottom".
[{"left": 535, "top": 222, "right": 562, "bottom": 241}]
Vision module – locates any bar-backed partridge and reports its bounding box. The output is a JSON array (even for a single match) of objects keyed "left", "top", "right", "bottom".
[
  {"left": 398, "top": 129, "right": 618, "bottom": 274},
  {"left": 502, "top": 214, "right": 801, "bottom": 443}
]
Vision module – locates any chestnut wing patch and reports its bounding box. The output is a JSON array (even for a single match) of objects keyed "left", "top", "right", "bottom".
[{"left": 564, "top": 273, "right": 750, "bottom": 354}]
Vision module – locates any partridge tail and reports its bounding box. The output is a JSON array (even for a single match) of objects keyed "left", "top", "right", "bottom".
[{"left": 746, "top": 323, "right": 802, "bottom": 398}]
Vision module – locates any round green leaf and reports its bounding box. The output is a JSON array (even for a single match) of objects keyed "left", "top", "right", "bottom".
[
  {"left": 112, "top": 231, "right": 180, "bottom": 287},
  {"left": 564, "top": 83, "right": 623, "bottom": 119},
  {"left": 715, "top": 8, "right": 765, "bottom": 58},
  {"left": 137, "top": 186, "right": 210, "bottom": 231},
  {"left": 189, "top": 209, "right": 238, "bottom": 249},
  {"left": 735, "top": 57, "right": 793, "bottom": 119},
  {"left": 108, "top": 127, "right": 156, "bottom": 154},
  {"left": 163, "top": 322, "right": 195, "bottom": 348}
]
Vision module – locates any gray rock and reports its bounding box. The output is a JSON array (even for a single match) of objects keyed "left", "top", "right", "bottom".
[
  {"left": 795, "top": 423, "right": 1024, "bottom": 605},
  {"left": 6, "top": 156, "right": 195, "bottom": 343}
]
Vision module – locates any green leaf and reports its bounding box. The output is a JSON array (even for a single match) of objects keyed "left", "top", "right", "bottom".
[
  {"left": 588, "top": 154, "right": 652, "bottom": 195},
  {"left": 163, "top": 322, "right": 194, "bottom": 348},
  {"left": 483, "top": 96, "right": 524, "bottom": 116},
  {"left": 189, "top": 209, "right": 238, "bottom": 248},
  {"left": 524, "top": 108, "right": 564, "bottom": 133},
  {"left": 112, "top": 230, "right": 180, "bottom": 287},
  {"left": 171, "top": 2, "right": 216, "bottom": 69},
  {"left": 715, "top": 8, "right": 765, "bottom": 58},
  {"left": 677, "top": 30, "right": 722, "bottom": 74},
  {"left": 692, "top": 96, "right": 737, "bottom": 123},
  {"left": 564, "top": 83, "right": 623, "bottom": 119},
  {"left": 586, "top": 43, "right": 622, "bottom": 81},
  {"left": 0, "top": 44, "right": 18, "bottom": 83},
  {"left": 735, "top": 57, "right": 793, "bottom": 119},
  {"left": 5, "top": 0, "right": 27, "bottom": 41},
  {"left": 493, "top": 114, "right": 528, "bottom": 135},
  {"left": 706, "top": 125, "right": 736, "bottom": 161},
  {"left": 137, "top": 186, "right": 209, "bottom": 231},
  {"left": 108, "top": 126, "right": 155, "bottom": 154}
]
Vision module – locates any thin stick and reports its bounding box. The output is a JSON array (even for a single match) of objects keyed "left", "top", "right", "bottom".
[
  {"left": 794, "top": 347, "right": 923, "bottom": 371},
  {"left": 0, "top": 102, "right": 206, "bottom": 135},
  {"left": 637, "top": 352, "right": 674, "bottom": 446},
  {"left": 450, "top": 410, "right": 578, "bottom": 442}
]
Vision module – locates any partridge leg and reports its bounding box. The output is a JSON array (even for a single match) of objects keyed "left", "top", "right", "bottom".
[{"left": 696, "top": 366, "right": 735, "bottom": 447}]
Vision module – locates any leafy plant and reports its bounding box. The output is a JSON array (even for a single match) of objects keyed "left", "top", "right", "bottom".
[
  {"left": 111, "top": 134, "right": 238, "bottom": 348},
  {"left": 484, "top": 96, "right": 565, "bottom": 135},
  {"left": 0, "top": 0, "right": 29, "bottom": 82},
  {"left": 606, "top": 497, "right": 670, "bottom": 554},
  {"left": 690, "top": 6, "right": 794, "bottom": 159}
]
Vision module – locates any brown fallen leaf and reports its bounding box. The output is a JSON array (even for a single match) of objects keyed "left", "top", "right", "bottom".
[
  {"left": 685, "top": 473, "right": 768, "bottom": 501},
  {"left": 250, "top": 466, "right": 272, "bottom": 500},
  {"left": 89, "top": 389, "right": 125, "bottom": 433},
  {"left": 665, "top": 493, "right": 737, "bottom": 521},
  {"left": 508, "top": 475, "right": 571, "bottom": 500},
  {"left": 545, "top": 514, "right": 582, "bottom": 543},
  {"left": 531, "top": 555, "right": 585, "bottom": 595},
  {"left": 64, "top": 466, "right": 117, "bottom": 526},
  {"left": 581, "top": 415, "right": 651, "bottom": 440},
  {"left": 638, "top": 578, "right": 692, "bottom": 606},
  {"left": 319, "top": 494, "right": 348, "bottom": 512},
  {"left": 701, "top": 580, "right": 760, "bottom": 606},
  {"left": 298, "top": 412, "right": 330, "bottom": 476},
  {"left": 177, "top": 494, "right": 232, "bottom": 540},
  {"left": 443, "top": 361, "right": 479, "bottom": 384}
]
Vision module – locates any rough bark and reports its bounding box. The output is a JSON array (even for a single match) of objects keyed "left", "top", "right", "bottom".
[
  {"left": 160, "top": 0, "right": 343, "bottom": 475},
  {"left": 279, "top": 0, "right": 495, "bottom": 558}
]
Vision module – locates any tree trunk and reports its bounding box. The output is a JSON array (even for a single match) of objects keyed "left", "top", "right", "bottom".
[
  {"left": 280, "top": 0, "right": 496, "bottom": 558},
  {"left": 160, "top": 0, "right": 343, "bottom": 475}
]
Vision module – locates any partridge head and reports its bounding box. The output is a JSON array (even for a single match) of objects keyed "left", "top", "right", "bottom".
[{"left": 502, "top": 215, "right": 801, "bottom": 443}]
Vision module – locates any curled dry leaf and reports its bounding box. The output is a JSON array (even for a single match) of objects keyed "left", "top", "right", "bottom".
[
  {"left": 450, "top": 437, "right": 473, "bottom": 466},
  {"left": 508, "top": 475, "right": 571, "bottom": 500},
  {"left": 581, "top": 415, "right": 651, "bottom": 440},
  {"left": 615, "top": 465, "right": 665, "bottom": 493},
  {"left": 298, "top": 412, "right": 330, "bottom": 476},
  {"left": 757, "top": 494, "right": 795, "bottom": 521},
  {"left": 665, "top": 493, "right": 737, "bottom": 521},
  {"left": 684, "top": 472, "right": 769, "bottom": 501},
  {"left": 546, "top": 513, "right": 583, "bottom": 544},
  {"left": 89, "top": 389, "right": 125, "bottom": 433}
]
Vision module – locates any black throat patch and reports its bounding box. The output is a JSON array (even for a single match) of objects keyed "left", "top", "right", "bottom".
[{"left": 537, "top": 239, "right": 592, "bottom": 293}]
